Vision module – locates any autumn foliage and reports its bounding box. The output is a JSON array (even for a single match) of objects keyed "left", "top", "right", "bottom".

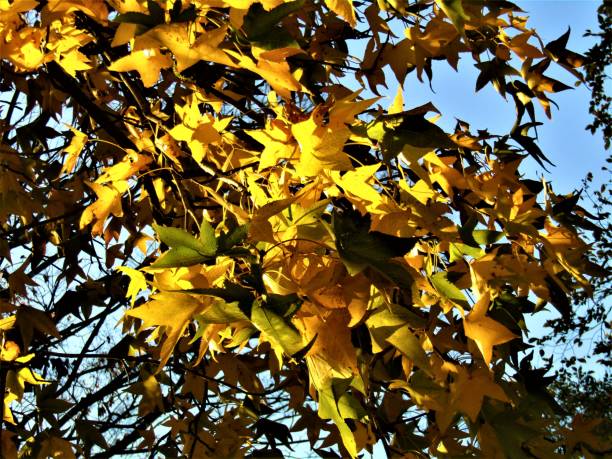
[{"left": 0, "top": 0, "right": 609, "bottom": 457}]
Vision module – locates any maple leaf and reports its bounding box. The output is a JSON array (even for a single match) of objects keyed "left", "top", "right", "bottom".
[
  {"left": 38, "top": 435, "right": 77, "bottom": 459},
  {"left": 80, "top": 181, "right": 126, "bottom": 236},
  {"left": 116, "top": 266, "right": 148, "bottom": 306},
  {"left": 246, "top": 120, "right": 298, "bottom": 170},
  {"left": 293, "top": 95, "right": 376, "bottom": 175},
  {"left": 0, "top": 1, "right": 603, "bottom": 457},
  {"left": 463, "top": 294, "right": 518, "bottom": 365},
  {"left": 440, "top": 366, "right": 509, "bottom": 431},
  {"left": 251, "top": 299, "right": 306, "bottom": 362},
  {"left": 562, "top": 414, "right": 608, "bottom": 454},
  {"left": 325, "top": 0, "right": 356, "bottom": 27},
  {"left": 332, "top": 203, "right": 417, "bottom": 287},
  {"left": 44, "top": 0, "right": 109, "bottom": 21},
  {"left": 6, "top": 354, "right": 49, "bottom": 403},
  {"left": 435, "top": 0, "right": 469, "bottom": 36},
  {"left": 125, "top": 292, "right": 208, "bottom": 368},
  {"left": 2, "top": 28, "right": 47, "bottom": 71},
  {"left": 227, "top": 50, "right": 302, "bottom": 99},
  {"left": 149, "top": 24, "right": 237, "bottom": 72},
  {"left": 297, "top": 308, "right": 359, "bottom": 388},
  {"left": 108, "top": 47, "right": 172, "bottom": 88},
  {"left": 58, "top": 49, "right": 93, "bottom": 78},
  {"left": 61, "top": 127, "right": 88, "bottom": 174},
  {"left": 292, "top": 112, "right": 352, "bottom": 176},
  {"left": 128, "top": 373, "right": 164, "bottom": 416}
]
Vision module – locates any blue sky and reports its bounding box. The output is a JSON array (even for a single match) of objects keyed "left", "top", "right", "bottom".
[{"left": 399, "top": 1, "right": 608, "bottom": 194}]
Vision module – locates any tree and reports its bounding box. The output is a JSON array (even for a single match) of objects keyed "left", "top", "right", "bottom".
[
  {"left": 536, "top": 1, "right": 612, "bottom": 452},
  {"left": 0, "top": 0, "right": 609, "bottom": 457}
]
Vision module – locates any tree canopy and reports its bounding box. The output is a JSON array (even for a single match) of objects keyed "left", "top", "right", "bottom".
[{"left": 0, "top": 0, "right": 609, "bottom": 457}]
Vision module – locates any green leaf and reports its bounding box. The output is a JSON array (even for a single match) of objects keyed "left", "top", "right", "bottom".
[
  {"left": 366, "top": 113, "right": 455, "bottom": 161},
  {"left": 226, "top": 325, "right": 257, "bottom": 348},
  {"left": 369, "top": 259, "right": 415, "bottom": 289},
  {"left": 482, "top": 403, "right": 541, "bottom": 459},
  {"left": 199, "top": 218, "right": 218, "bottom": 256},
  {"left": 114, "top": 1, "right": 165, "bottom": 27},
  {"left": 459, "top": 216, "right": 504, "bottom": 247},
  {"left": 197, "top": 300, "right": 248, "bottom": 324},
  {"left": 317, "top": 380, "right": 361, "bottom": 458},
  {"left": 218, "top": 224, "right": 249, "bottom": 251},
  {"left": 243, "top": 0, "right": 304, "bottom": 40},
  {"left": 449, "top": 242, "right": 484, "bottom": 262},
  {"left": 149, "top": 246, "right": 211, "bottom": 268},
  {"left": 493, "top": 289, "right": 535, "bottom": 314},
  {"left": 332, "top": 204, "right": 416, "bottom": 288},
  {"left": 266, "top": 293, "right": 302, "bottom": 318},
  {"left": 337, "top": 392, "right": 367, "bottom": 420},
  {"left": 430, "top": 272, "right": 469, "bottom": 309},
  {"left": 174, "top": 282, "right": 255, "bottom": 314},
  {"left": 435, "top": 0, "right": 469, "bottom": 35},
  {"left": 251, "top": 300, "right": 304, "bottom": 357},
  {"left": 367, "top": 303, "right": 427, "bottom": 330},
  {"left": 241, "top": 0, "right": 303, "bottom": 49},
  {"left": 385, "top": 326, "right": 430, "bottom": 371},
  {"left": 472, "top": 230, "right": 504, "bottom": 245},
  {"left": 152, "top": 224, "right": 208, "bottom": 253}
]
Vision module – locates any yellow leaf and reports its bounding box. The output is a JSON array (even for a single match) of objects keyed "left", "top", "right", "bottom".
[
  {"left": 125, "top": 292, "right": 207, "bottom": 368},
  {"left": 293, "top": 93, "right": 377, "bottom": 175},
  {"left": 44, "top": 0, "right": 108, "bottom": 21},
  {"left": 0, "top": 315, "right": 16, "bottom": 331},
  {"left": 292, "top": 109, "right": 352, "bottom": 176},
  {"left": 331, "top": 163, "right": 382, "bottom": 207},
  {"left": 190, "top": 122, "right": 223, "bottom": 162},
  {"left": 108, "top": 47, "right": 172, "bottom": 88},
  {"left": 227, "top": 51, "right": 302, "bottom": 99},
  {"left": 441, "top": 366, "right": 508, "bottom": 431},
  {"left": 0, "top": 0, "right": 37, "bottom": 20},
  {"left": 388, "top": 85, "right": 404, "bottom": 114},
  {"left": 0, "top": 341, "right": 20, "bottom": 361},
  {"left": 111, "top": 22, "right": 140, "bottom": 47},
  {"left": 116, "top": 266, "right": 148, "bottom": 306},
  {"left": 6, "top": 367, "right": 49, "bottom": 402},
  {"left": 80, "top": 181, "right": 127, "bottom": 236},
  {"left": 249, "top": 197, "right": 296, "bottom": 242},
  {"left": 325, "top": 0, "right": 356, "bottom": 27},
  {"left": 58, "top": 49, "right": 92, "bottom": 77},
  {"left": 2, "top": 28, "right": 47, "bottom": 71},
  {"left": 296, "top": 309, "right": 359, "bottom": 388},
  {"left": 61, "top": 127, "right": 87, "bottom": 174},
  {"left": 223, "top": 0, "right": 284, "bottom": 8},
  {"left": 96, "top": 150, "right": 151, "bottom": 184},
  {"left": 149, "top": 24, "right": 236, "bottom": 72},
  {"left": 463, "top": 294, "right": 517, "bottom": 365},
  {"left": 434, "top": 0, "right": 469, "bottom": 36},
  {"left": 246, "top": 120, "right": 297, "bottom": 171},
  {"left": 106, "top": 0, "right": 147, "bottom": 14}
]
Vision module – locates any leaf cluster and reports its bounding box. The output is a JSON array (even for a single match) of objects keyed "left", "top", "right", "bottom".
[{"left": 0, "top": 0, "right": 609, "bottom": 458}]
